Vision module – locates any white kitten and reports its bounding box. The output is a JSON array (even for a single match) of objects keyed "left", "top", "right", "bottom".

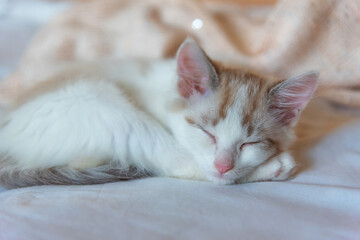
[{"left": 0, "top": 38, "right": 317, "bottom": 188}]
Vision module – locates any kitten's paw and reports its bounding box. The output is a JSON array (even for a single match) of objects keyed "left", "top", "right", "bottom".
[
  {"left": 169, "top": 161, "right": 208, "bottom": 182},
  {"left": 246, "top": 152, "right": 297, "bottom": 182}
]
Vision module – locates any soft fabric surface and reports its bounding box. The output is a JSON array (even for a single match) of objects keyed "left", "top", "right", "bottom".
[
  {"left": 1, "top": 1, "right": 360, "bottom": 239},
  {"left": 0, "top": 103, "right": 359, "bottom": 240},
  {"left": 0, "top": 100, "right": 359, "bottom": 240},
  {"left": 1, "top": 0, "right": 360, "bottom": 107}
]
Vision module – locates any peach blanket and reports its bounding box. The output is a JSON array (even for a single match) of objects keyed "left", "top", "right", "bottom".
[{"left": 1, "top": 0, "right": 359, "bottom": 107}]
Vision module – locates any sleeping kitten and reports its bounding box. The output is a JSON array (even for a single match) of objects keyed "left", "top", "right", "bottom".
[{"left": 0, "top": 38, "right": 317, "bottom": 188}]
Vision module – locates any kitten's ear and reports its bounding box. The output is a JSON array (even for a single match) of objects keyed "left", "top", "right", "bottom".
[
  {"left": 176, "top": 38, "right": 218, "bottom": 99},
  {"left": 268, "top": 71, "right": 318, "bottom": 126}
]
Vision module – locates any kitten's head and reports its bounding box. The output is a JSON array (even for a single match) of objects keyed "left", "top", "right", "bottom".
[{"left": 175, "top": 38, "right": 318, "bottom": 184}]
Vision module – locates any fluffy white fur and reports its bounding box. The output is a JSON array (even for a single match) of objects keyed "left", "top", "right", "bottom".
[{"left": 0, "top": 39, "right": 317, "bottom": 187}]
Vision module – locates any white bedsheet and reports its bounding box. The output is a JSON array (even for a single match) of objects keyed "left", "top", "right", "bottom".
[
  {"left": 0, "top": 1, "right": 359, "bottom": 239},
  {"left": 0, "top": 101, "right": 359, "bottom": 240}
]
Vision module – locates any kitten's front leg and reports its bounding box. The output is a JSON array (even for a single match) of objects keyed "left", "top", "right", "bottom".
[
  {"left": 245, "top": 152, "right": 297, "bottom": 183},
  {"left": 163, "top": 151, "right": 207, "bottom": 182}
]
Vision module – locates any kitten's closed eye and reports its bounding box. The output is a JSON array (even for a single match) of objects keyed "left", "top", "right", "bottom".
[
  {"left": 240, "top": 141, "right": 261, "bottom": 150},
  {"left": 198, "top": 125, "right": 216, "bottom": 144}
]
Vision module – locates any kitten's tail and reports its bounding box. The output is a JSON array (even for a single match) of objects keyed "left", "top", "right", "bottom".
[{"left": 0, "top": 157, "right": 149, "bottom": 189}]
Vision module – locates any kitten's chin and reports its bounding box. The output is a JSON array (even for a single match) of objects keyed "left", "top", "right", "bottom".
[
  {"left": 206, "top": 175, "right": 237, "bottom": 185},
  {"left": 206, "top": 167, "right": 254, "bottom": 185}
]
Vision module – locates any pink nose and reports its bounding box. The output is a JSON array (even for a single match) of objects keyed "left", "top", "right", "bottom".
[{"left": 215, "top": 162, "right": 233, "bottom": 175}]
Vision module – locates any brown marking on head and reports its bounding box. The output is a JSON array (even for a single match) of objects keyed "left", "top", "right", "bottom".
[
  {"left": 210, "top": 61, "right": 274, "bottom": 133},
  {"left": 218, "top": 83, "right": 236, "bottom": 120},
  {"left": 246, "top": 125, "right": 254, "bottom": 137},
  {"left": 238, "top": 72, "right": 277, "bottom": 139},
  {"left": 240, "top": 73, "right": 266, "bottom": 126},
  {"left": 210, "top": 63, "right": 241, "bottom": 124},
  {"left": 219, "top": 75, "right": 238, "bottom": 119}
]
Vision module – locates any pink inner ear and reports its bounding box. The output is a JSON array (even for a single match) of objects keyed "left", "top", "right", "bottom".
[
  {"left": 177, "top": 41, "right": 211, "bottom": 99},
  {"left": 270, "top": 72, "right": 317, "bottom": 125}
]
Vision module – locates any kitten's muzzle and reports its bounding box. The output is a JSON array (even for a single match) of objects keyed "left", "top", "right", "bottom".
[{"left": 214, "top": 149, "right": 234, "bottom": 175}]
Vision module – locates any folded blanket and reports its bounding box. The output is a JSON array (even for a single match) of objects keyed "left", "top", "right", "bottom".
[{"left": 1, "top": 0, "right": 359, "bottom": 107}]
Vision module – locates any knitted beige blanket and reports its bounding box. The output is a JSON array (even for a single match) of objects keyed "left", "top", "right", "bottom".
[{"left": 1, "top": 0, "right": 359, "bottom": 107}]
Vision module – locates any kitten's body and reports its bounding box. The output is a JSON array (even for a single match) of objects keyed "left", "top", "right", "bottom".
[{"left": 0, "top": 39, "right": 317, "bottom": 188}]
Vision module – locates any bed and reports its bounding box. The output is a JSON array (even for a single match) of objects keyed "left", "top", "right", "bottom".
[{"left": 0, "top": 1, "right": 359, "bottom": 239}]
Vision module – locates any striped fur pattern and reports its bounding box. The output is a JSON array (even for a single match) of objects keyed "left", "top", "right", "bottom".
[{"left": 0, "top": 38, "right": 317, "bottom": 188}]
